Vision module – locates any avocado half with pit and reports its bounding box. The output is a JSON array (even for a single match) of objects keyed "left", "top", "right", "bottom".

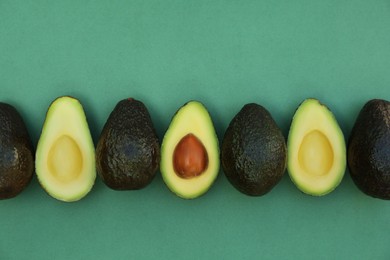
[
  {"left": 287, "top": 98, "right": 346, "bottom": 196},
  {"left": 36, "top": 96, "right": 96, "bottom": 202},
  {"left": 160, "top": 101, "right": 219, "bottom": 199}
]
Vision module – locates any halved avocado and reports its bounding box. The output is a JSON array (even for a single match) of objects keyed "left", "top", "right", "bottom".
[
  {"left": 160, "top": 101, "right": 219, "bottom": 199},
  {"left": 287, "top": 98, "right": 346, "bottom": 196},
  {"left": 36, "top": 96, "right": 96, "bottom": 202}
]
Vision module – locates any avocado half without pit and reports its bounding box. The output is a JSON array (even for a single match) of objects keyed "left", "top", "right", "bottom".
[
  {"left": 160, "top": 101, "right": 219, "bottom": 199},
  {"left": 287, "top": 98, "right": 346, "bottom": 196},
  {"left": 0, "top": 102, "right": 34, "bottom": 199},
  {"left": 35, "top": 96, "right": 96, "bottom": 202},
  {"left": 96, "top": 98, "right": 160, "bottom": 190},
  {"left": 221, "top": 103, "right": 287, "bottom": 196},
  {"left": 348, "top": 99, "right": 390, "bottom": 200}
]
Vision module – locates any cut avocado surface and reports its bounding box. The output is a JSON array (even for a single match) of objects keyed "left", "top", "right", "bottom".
[
  {"left": 160, "top": 101, "right": 219, "bottom": 199},
  {"left": 287, "top": 98, "right": 346, "bottom": 196},
  {"left": 36, "top": 96, "right": 96, "bottom": 202}
]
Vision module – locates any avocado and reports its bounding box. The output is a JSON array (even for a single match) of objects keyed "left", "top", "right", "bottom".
[
  {"left": 96, "top": 98, "right": 160, "bottom": 190},
  {"left": 287, "top": 98, "right": 346, "bottom": 196},
  {"left": 0, "top": 103, "right": 34, "bottom": 199},
  {"left": 35, "top": 96, "right": 96, "bottom": 202},
  {"left": 160, "top": 101, "right": 219, "bottom": 199},
  {"left": 221, "top": 103, "right": 286, "bottom": 196},
  {"left": 348, "top": 99, "right": 390, "bottom": 199}
]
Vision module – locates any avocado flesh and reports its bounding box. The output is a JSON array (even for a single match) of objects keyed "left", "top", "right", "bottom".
[
  {"left": 96, "top": 98, "right": 160, "bottom": 190},
  {"left": 36, "top": 96, "right": 96, "bottom": 202},
  {"left": 0, "top": 103, "right": 34, "bottom": 199},
  {"left": 160, "top": 101, "right": 219, "bottom": 199},
  {"left": 288, "top": 99, "right": 346, "bottom": 196},
  {"left": 348, "top": 99, "right": 390, "bottom": 200},
  {"left": 221, "top": 103, "right": 287, "bottom": 196}
]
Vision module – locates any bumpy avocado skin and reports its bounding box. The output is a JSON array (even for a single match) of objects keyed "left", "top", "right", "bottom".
[
  {"left": 0, "top": 103, "right": 34, "bottom": 199},
  {"left": 96, "top": 99, "right": 160, "bottom": 190},
  {"left": 348, "top": 99, "right": 390, "bottom": 200},
  {"left": 221, "top": 103, "right": 287, "bottom": 196}
]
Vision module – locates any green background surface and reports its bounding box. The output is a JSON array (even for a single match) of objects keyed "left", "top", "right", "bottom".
[{"left": 1, "top": 1, "right": 390, "bottom": 259}]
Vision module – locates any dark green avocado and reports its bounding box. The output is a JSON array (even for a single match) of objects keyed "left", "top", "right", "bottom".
[
  {"left": 96, "top": 98, "right": 160, "bottom": 190},
  {"left": 0, "top": 102, "right": 34, "bottom": 199},
  {"left": 348, "top": 99, "right": 390, "bottom": 200},
  {"left": 221, "top": 103, "right": 287, "bottom": 196}
]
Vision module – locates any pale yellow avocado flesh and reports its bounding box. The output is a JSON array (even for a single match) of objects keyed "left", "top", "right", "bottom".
[
  {"left": 36, "top": 96, "right": 96, "bottom": 202},
  {"left": 160, "top": 101, "right": 219, "bottom": 199},
  {"left": 48, "top": 135, "right": 83, "bottom": 183},
  {"left": 298, "top": 130, "right": 333, "bottom": 177},
  {"left": 288, "top": 99, "right": 346, "bottom": 196}
]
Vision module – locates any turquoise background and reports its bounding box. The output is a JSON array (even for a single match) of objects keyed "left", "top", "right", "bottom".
[{"left": 1, "top": 1, "right": 390, "bottom": 259}]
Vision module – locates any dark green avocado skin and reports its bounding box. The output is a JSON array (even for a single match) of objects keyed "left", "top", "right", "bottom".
[
  {"left": 0, "top": 103, "right": 34, "bottom": 199},
  {"left": 96, "top": 98, "right": 160, "bottom": 190},
  {"left": 221, "top": 103, "right": 287, "bottom": 196},
  {"left": 348, "top": 99, "right": 390, "bottom": 200}
]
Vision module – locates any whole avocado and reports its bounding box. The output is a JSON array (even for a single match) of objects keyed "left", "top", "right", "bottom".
[
  {"left": 96, "top": 98, "right": 160, "bottom": 190},
  {"left": 348, "top": 99, "right": 390, "bottom": 199},
  {"left": 0, "top": 102, "right": 34, "bottom": 199},
  {"left": 221, "top": 103, "right": 287, "bottom": 196}
]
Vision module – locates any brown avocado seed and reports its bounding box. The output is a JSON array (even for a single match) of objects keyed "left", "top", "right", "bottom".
[{"left": 173, "top": 134, "right": 208, "bottom": 179}]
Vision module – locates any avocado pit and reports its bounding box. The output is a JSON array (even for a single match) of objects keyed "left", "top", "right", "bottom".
[{"left": 173, "top": 133, "right": 208, "bottom": 179}]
